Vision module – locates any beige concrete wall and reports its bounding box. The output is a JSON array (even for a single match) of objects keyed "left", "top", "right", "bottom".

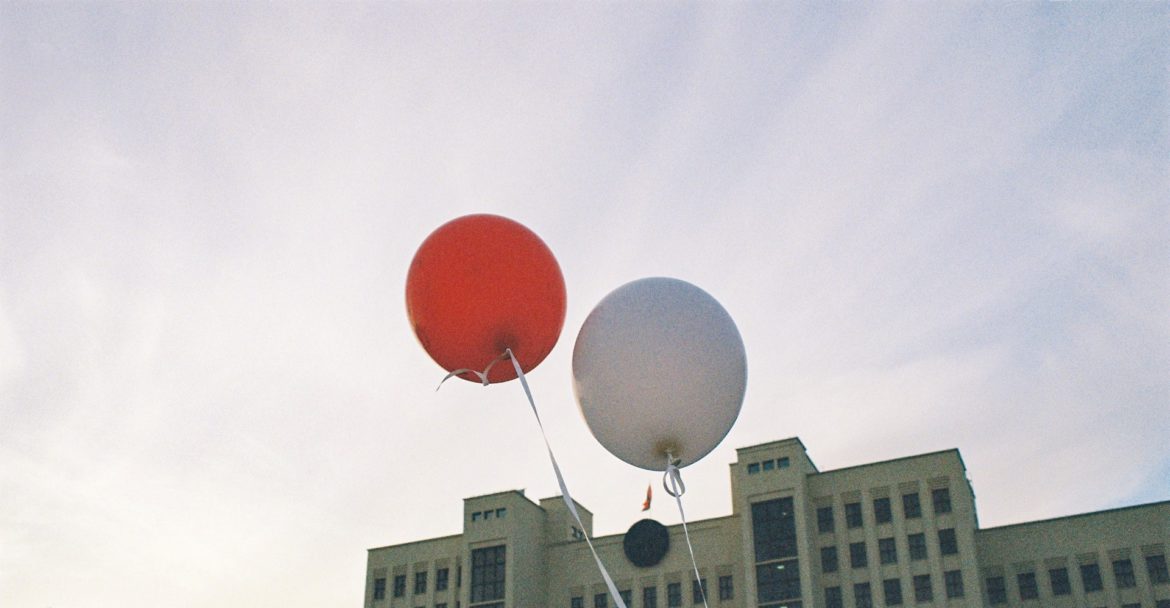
[{"left": 976, "top": 501, "right": 1170, "bottom": 608}]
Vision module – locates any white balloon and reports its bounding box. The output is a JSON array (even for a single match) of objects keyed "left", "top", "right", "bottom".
[{"left": 573, "top": 277, "right": 747, "bottom": 471}]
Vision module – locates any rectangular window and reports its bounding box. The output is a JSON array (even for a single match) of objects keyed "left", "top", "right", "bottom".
[
  {"left": 756, "top": 560, "right": 801, "bottom": 603},
  {"left": 1081, "top": 563, "right": 1103, "bottom": 592},
  {"left": 472, "top": 512, "right": 481, "bottom": 522},
  {"left": 1017, "top": 572, "right": 1038, "bottom": 600},
  {"left": 817, "top": 506, "right": 835, "bottom": 533},
  {"left": 1157, "top": 601, "right": 1170, "bottom": 608},
  {"left": 931, "top": 488, "right": 952, "bottom": 514},
  {"left": 692, "top": 580, "right": 706, "bottom": 604},
  {"left": 437, "top": 603, "right": 447, "bottom": 608},
  {"left": 457, "top": 566, "right": 462, "bottom": 588},
  {"left": 643, "top": 587, "right": 657, "bottom": 608},
  {"left": 1114, "top": 559, "right": 1136, "bottom": 588},
  {"left": 879, "top": 538, "right": 897, "bottom": 564},
  {"left": 845, "top": 503, "right": 863, "bottom": 528},
  {"left": 667, "top": 583, "right": 681, "bottom": 608},
  {"left": 763, "top": 459, "right": 775, "bottom": 471},
  {"left": 1148, "top": 554, "right": 1170, "bottom": 584},
  {"left": 902, "top": 493, "right": 921, "bottom": 519},
  {"left": 986, "top": 577, "right": 1006, "bottom": 605},
  {"left": 821, "top": 546, "right": 838, "bottom": 573},
  {"left": 748, "top": 463, "right": 760, "bottom": 474},
  {"left": 395, "top": 575, "right": 407, "bottom": 598},
  {"left": 495, "top": 508, "right": 506, "bottom": 519},
  {"left": 907, "top": 533, "right": 927, "bottom": 561},
  {"left": 853, "top": 582, "right": 872, "bottom": 608},
  {"left": 850, "top": 542, "right": 867, "bottom": 569},
  {"left": 752, "top": 498, "right": 798, "bottom": 561},
  {"left": 470, "top": 545, "right": 506, "bottom": 604},
  {"left": 572, "top": 597, "right": 584, "bottom": 608},
  {"left": 777, "top": 457, "right": 790, "bottom": 468},
  {"left": 595, "top": 593, "right": 607, "bottom": 608},
  {"left": 718, "top": 576, "right": 733, "bottom": 601},
  {"left": 621, "top": 589, "right": 632, "bottom": 608},
  {"left": 873, "top": 498, "right": 892, "bottom": 524},
  {"left": 912, "top": 575, "right": 932, "bottom": 603},
  {"left": 1049, "top": 567, "right": 1070, "bottom": 595},
  {"left": 375, "top": 578, "right": 387, "bottom": 601},
  {"left": 436, "top": 568, "right": 449, "bottom": 592},
  {"left": 882, "top": 579, "right": 902, "bottom": 606},
  {"left": 825, "top": 586, "right": 842, "bottom": 608},
  {"left": 944, "top": 571, "right": 964, "bottom": 598},
  {"left": 938, "top": 528, "right": 958, "bottom": 555},
  {"left": 416, "top": 571, "right": 428, "bottom": 595}
]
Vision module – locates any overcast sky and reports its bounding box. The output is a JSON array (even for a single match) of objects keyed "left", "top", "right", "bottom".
[{"left": 2, "top": 3, "right": 1167, "bottom": 607}]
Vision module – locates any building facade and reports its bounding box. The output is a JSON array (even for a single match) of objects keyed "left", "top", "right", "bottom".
[{"left": 364, "top": 438, "right": 1169, "bottom": 608}]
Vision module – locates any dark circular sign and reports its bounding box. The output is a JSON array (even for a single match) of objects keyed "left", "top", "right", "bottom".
[{"left": 623, "top": 519, "right": 670, "bottom": 568}]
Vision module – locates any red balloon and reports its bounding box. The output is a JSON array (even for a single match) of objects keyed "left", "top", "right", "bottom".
[{"left": 406, "top": 214, "right": 567, "bottom": 383}]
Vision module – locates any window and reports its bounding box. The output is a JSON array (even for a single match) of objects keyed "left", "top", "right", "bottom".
[
  {"left": 374, "top": 578, "right": 387, "bottom": 601},
  {"left": 1121, "top": 604, "right": 1140, "bottom": 608},
  {"left": 643, "top": 587, "right": 657, "bottom": 608},
  {"left": 436, "top": 568, "right": 449, "bottom": 592},
  {"left": 457, "top": 566, "right": 462, "bottom": 588},
  {"left": 472, "top": 512, "right": 481, "bottom": 522},
  {"left": 879, "top": 538, "right": 897, "bottom": 564},
  {"left": 902, "top": 493, "right": 921, "bottom": 519},
  {"left": 572, "top": 597, "right": 584, "bottom": 608},
  {"left": 667, "top": 583, "right": 682, "bottom": 608},
  {"left": 825, "top": 586, "right": 842, "bottom": 608},
  {"left": 817, "top": 506, "right": 835, "bottom": 533},
  {"left": 1114, "top": 559, "right": 1136, "bottom": 588},
  {"left": 850, "top": 542, "right": 867, "bottom": 569},
  {"left": 882, "top": 579, "right": 902, "bottom": 606},
  {"left": 470, "top": 545, "right": 506, "bottom": 604},
  {"left": 763, "top": 459, "right": 775, "bottom": 471},
  {"left": 394, "top": 575, "right": 407, "bottom": 598},
  {"left": 692, "top": 579, "right": 706, "bottom": 604},
  {"left": 437, "top": 603, "right": 447, "bottom": 608},
  {"left": 718, "top": 576, "right": 733, "bottom": 601},
  {"left": 748, "top": 463, "right": 760, "bottom": 474},
  {"left": 1017, "top": 572, "right": 1038, "bottom": 600},
  {"left": 1158, "top": 601, "right": 1170, "bottom": 608},
  {"left": 821, "top": 546, "right": 838, "bottom": 573},
  {"left": 986, "top": 577, "right": 1006, "bottom": 605},
  {"left": 416, "top": 571, "right": 428, "bottom": 595},
  {"left": 595, "top": 593, "right": 608, "bottom": 608},
  {"left": 1148, "top": 554, "right": 1170, "bottom": 584},
  {"left": 931, "top": 488, "right": 952, "bottom": 514},
  {"left": 912, "top": 575, "right": 932, "bottom": 603},
  {"left": 483, "top": 510, "right": 493, "bottom": 520},
  {"left": 752, "top": 498, "right": 798, "bottom": 561},
  {"left": 944, "top": 571, "right": 964, "bottom": 598},
  {"left": 907, "top": 534, "right": 927, "bottom": 560},
  {"left": 777, "top": 457, "right": 790, "bottom": 468},
  {"left": 1049, "top": 567, "right": 1070, "bottom": 595},
  {"left": 845, "top": 503, "right": 863, "bottom": 528},
  {"left": 495, "top": 508, "right": 506, "bottom": 519},
  {"left": 873, "top": 498, "right": 892, "bottom": 524},
  {"left": 756, "top": 560, "right": 801, "bottom": 603},
  {"left": 853, "top": 582, "right": 872, "bottom": 608},
  {"left": 621, "top": 589, "right": 632, "bottom": 608},
  {"left": 938, "top": 528, "right": 958, "bottom": 555},
  {"left": 1081, "top": 563, "right": 1103, "bottom": 592}
]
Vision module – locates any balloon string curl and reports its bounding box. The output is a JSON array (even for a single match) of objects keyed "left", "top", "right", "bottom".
[
  {"left": 438, "top": 348, "right": 628, "bottom": 608},
  {"left": 435, "top": 351, "right": 511, "bottom": 389},
  {"left": 665, "top": 453, "right": 709, "bottom": 608}
]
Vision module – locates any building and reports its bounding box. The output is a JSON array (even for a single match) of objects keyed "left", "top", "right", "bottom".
[{"left": 364, "top": 437, "right": 1169, "bottom": 608}]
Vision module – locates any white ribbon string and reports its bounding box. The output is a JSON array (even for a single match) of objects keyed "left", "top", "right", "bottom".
[
  {"left": 435, "top": 351, "right": 511, "bottom": 389},
  {"left": 506, "top": 350, "right": 628, "bottom": 608},
  {"left": 664, "top": 454, "right": 709, "bottom": 608}
]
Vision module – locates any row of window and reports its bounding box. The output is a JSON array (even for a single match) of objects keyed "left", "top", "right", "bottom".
[
  {"left": 826, "top": 571, "right": 965, "bottom": 608},
  {"left": 372, "top": 546, "right": 507, "bottom": 604},
  {"left": 985, "top": 554, "right": 1170, "bottom": 604},
  {"left": 817, "top": 489, "right": 951, "bottom": 533},
  {"left": 470, "top": 508, "right": 507, "bottom": 522},
  {"left": 821, "top": 530, "right": 958, "bottom": 573},
  {"left": 571, "top": 577, "right": 734, "bottom": 608},
  {"left": 747, "top": 458, "right": 791, "bottom": 474}
]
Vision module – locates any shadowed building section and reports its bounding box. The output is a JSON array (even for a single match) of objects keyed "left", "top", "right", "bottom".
[{"left": 364, "top": 438, "right": 1169, "bottom": 608}]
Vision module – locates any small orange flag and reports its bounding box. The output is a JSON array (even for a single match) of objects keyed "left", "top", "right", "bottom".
[{"left": 642, "top": 483, "right": 652, "bottom": 511}]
